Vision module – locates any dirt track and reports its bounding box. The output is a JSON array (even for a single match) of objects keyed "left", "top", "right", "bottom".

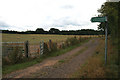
[{"left": 4, "top": 38, "right": 100, "bottom": 78}]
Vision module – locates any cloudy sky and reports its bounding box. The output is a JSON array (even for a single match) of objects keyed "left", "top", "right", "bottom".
[{"left": 0, "top": 0, "right": 106, "bottom": 31}]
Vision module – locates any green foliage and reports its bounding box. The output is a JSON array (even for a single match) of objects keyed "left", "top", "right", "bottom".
[
  {"left": 36, "top": 28, "right": 45, "bottom": 34},
  {"left": 98, "top": 2, "right": 118, "bottom": 40},
  {"left": 58, "top": 59, "right": 65, "bottom": 63},
  {"left": 98, "top": 3, "right": 118, "bottom": 77},
  {"left": 49, "top": 28, "right": 60, "bottom": 34},
  {"left": 52, "top": 43, "right": 57, "bottom": 52},
  {"left": 2, "top": 28, "right": 103, "bottom": 35},
  {"left": 2, "top": 57, "right": 10, "bottom": 66},
  {"left": 65, "top": 36, "right": 79, "bottom": 46}
]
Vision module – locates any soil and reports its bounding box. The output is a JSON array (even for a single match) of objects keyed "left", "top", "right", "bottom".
[{"left": 4, "top": 38, "right": 100, "bottom": 78}]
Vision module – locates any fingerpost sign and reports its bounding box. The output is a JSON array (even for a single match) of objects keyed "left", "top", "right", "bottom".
[
  {"left": 91, "top": 16, "right": 108, "bottom": 65},
  {"left": 91, "top": 17, "right": 107, "bottom": 22}
]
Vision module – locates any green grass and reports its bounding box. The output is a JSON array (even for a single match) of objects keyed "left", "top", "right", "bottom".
[
  {"left": 58, "top": 59, "right": 65, "bottom": 63},
  {"left": 3, "top": 39, "right": 91, "bottom": 75},
  {"left": 3, "top": 60, "right": 38, "bottom": 74}
]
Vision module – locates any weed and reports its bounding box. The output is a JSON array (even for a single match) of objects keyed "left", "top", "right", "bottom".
[{"left": 58, "top": 60, "right": 65, "bottom": 63}]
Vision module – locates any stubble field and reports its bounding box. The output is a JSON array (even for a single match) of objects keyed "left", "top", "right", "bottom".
[{"left": 2, "top": 33, "right": 98, "bottom": 43}]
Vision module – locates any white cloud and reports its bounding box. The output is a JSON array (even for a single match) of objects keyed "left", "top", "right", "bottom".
[
  {"left": 0, "top": 0, "right": 106, "bottom": 31},
  {"left": 61, "top": 5, "right": 74, "bottom": 9},
  {"left": 107, "top": 0, "right": 120, "bottom": 2}
]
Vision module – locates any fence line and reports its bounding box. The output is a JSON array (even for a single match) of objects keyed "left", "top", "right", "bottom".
[
  {"left": 2, "top": 45, "right": 24, "bottom": 46},
  {"left": 2, "top": 41, "right": 45, "bottom": 58},
  {"left": 2, "top": 37, "right": 89, "bottom": 58},
  {"left": 1, "top": 42, "right": 24, "bottom": 43},
  {"left": 2, "top": 37, "right": 92, "bottom": 65}
]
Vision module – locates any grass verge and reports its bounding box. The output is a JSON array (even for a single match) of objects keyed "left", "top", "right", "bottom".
[
  {"left": 3, "top": 39, "right": 91, "bottom": 75},
  {"left": 69, "top": 38, "right": 118, "bottom": 78}
]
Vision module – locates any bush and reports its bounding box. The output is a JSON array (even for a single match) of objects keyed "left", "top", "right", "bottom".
[
  {"left": 51, "top": 43, "right": 57, "bottom": 52},
  {"left": 61, "top": 42, "right": 65, "bottom": 49},
  {"left": 65, "top": 38, "right": 70, "bottom": 47},
  {"left": 2, "top": 57, "right": 11, "bottom": 66},
  {"left": 65, "top": 36, "right": 79, "bottom": 46},
  {"left": 8, "top": 46, "right": 23, "bottom": 64}
]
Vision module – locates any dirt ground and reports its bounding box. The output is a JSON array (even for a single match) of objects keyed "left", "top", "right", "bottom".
[{"left": 4, "top": 38, "right": 100, "bottom": 78}]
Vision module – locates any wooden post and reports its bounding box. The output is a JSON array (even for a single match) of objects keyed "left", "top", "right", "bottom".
[
  {"left": 40, "top": 41, "right": 44, "bottom": 55},
  {"left": 25, "top": 40, "right": 29, "bottom": 58},
  {"left": 49, "top": 39, "right": 52, "bottom": 51},
  {"left": 40, "top": 41, "right": 41, "bottom": 55}
]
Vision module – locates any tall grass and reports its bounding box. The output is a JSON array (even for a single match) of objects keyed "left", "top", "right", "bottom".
[{"left": 70, "top": 38, "right": 118, "bottom": 78}]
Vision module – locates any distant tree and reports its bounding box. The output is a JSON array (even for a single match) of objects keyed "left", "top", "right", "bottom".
[
  {"left": 1, "top": 28, "right": 104, "bottom": 35},
  {"left": 49, "top": 28, "right": 60, "bottom": 34},
  {"left": 36, "top": 28, "right": 45, "bottom": 34},
  {"left": 26, "top": 30, "right": 35, "bottom": 34}
]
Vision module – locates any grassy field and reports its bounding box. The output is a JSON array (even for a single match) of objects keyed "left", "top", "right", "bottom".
[{"left": 2, "top": 33, "right": 98, "bottom": 43}]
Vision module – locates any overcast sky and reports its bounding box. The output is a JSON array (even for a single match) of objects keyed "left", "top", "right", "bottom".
[{"left": 0, "top": 0, "right": 106, "bottom": 31}]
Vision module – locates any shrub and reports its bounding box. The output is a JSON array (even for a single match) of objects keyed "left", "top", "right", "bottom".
[
  {"left": 61, "top": 42, "right": 65, "bottom": 49},
  {"left": 65, "top": 36, "right": 79, "bottom": 46},
  {"left": 2, "top": 57, "right": 11, "bottom": 66},
  {"left": 51, "top": 43, "right": 57, "bottom": 52},
  {"left": 65, "top": 38, "right": 71, "bottom": 47},
  {"left": 8, "top": 46, "right": 23, "bottom": 64}
]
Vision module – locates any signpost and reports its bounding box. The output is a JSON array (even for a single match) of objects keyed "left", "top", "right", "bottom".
[
  {"left": 91, "top": 16, "right": 108, "bottom": 65},
  {"left": 91, "top": 17, "right": 107, "bottom": 22}
]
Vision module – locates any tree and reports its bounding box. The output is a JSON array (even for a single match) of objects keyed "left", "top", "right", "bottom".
[
  {"left": 98, "top": 2, "right": 118, "bottom": 39},
  {"left": 49, "top": 28, "right": 60, "bottom": 34},
  {"left": 36, "top": 28, "right": 45, "bottom": 34}
]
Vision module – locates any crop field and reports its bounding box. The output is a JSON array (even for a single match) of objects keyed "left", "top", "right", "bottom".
[{"left": 2, "top": 33, "right": 99, "bottom": 43}]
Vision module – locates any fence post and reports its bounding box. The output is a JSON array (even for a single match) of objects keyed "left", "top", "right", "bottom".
[
  {"left": 25, "top": 40, "right": 29, "bottom": 58},
  {"left": 40, "top": 41, "right": 41, "bottom": 55},
  {"left": 40, "top": 41, "right": 44, "bottom": 55},
  {"left": 42, "top": 41, "right": 44, "bottom": 55},
  {"left": 49, "top": 39, "right": 52, "bottom": 51}
]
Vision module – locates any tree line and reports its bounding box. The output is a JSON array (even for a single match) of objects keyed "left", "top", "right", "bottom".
[
  {"left": 98, "top": 2, "right": 119, "bottom": 42},
  {"left": 1, "top": 28, "right": 104, "bottom": 35}
]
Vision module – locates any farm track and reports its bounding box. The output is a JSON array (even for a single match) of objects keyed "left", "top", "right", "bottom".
[{"left": 4, "top": 38, "right": 100, "bottom": 78}]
